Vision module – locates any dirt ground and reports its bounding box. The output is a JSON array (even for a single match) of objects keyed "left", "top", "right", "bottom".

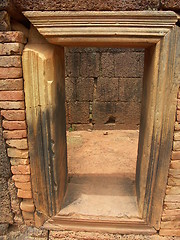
[{"left": 60, "top": 130, "right": 139, "bottom": 219}]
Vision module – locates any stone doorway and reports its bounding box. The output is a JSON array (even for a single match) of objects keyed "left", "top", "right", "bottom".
[{"left": 22, "top": 11, "right": 178, "bottom": 233}]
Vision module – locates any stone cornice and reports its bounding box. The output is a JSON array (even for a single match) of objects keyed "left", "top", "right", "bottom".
[{"left": 23, "top": 11, "right": 177, "bottom": 47}]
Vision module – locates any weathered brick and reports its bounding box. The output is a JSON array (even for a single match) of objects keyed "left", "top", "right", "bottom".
[
  {"left": 0, "top": 91, "right": 24, "bottom": 101},
  {"left": 18, "top": 189, "right": 32, "bottom": 199},
  {"left": 100, "top": 52, "right": 115, "bottom": 77},
  {"left": 168, "top": 176, "right": 180, "bottom": 186},
  {"left": 11, "top": 165, "right": 30, "bottom": 175},
  {"left": 67, "top": 102, "right": 90, "bottom": 124},
  {"left": 114, "top": 51, "right": 144, "bottom": 78},
  {"left": 24, "top": 219, "right": 35, "bottom": 226},
  {"left": 15, "top": 181, "right": 31, "bottom": 191},
  {"left": 76, "top": 77, "right": 94, "bottom": 101},
  {"left": 80, "top": 52, "right": 100, "bottom": 77},
  {"left": 0, "top": 79, "right": 23, "bottom": 91},
  {"left": 174, "top": 131, "right": 180, "bottom": 141},
  {"left": 159, "top": 229, "right": 180, "bottom": 237},
  {"left": 0, "top": 56, "right": 21, "bottom": 67},
  {"left": 177, "top": 99, "right": 180, "bottom": 110},
  {"left": 170, "top": 160, "right": 180, "bottom": 169},
  {"left": 173, "top": 141, "right": 180, "bottom": 151},
  {"left": 164, "top": 194, "right": 180, "bottom": 203},
  {"left": 177, "top": 110, "right": 180, "bottom": 122},
  {"left": 2, "top": 120, "right": 26, "bottom": 130},
  {"left": 1, "top": 110, "right": 25, "bottom": 120},
  {"left": 172, "top": 151, "right": 180, "bottom": 160},
  {"left": 6, "top": 139, "right": 28, "bottom": 149},
  {"left": 0, "top": 31, "right": 26, "bottom": 43},
  {"left": 175, "top": 122, "right": 180, "bottom": 131},
  {"left": 0, "top": 101, "right": 24, "bottom": 109},
  {"left": 96, "top": 77, "right": 118, "bottom": 101},
  {"left": 10, "top": 158, "right": 29, "bottom": 165},
  {"left": 0, "top": 68, "right": 22, "bottom": 79},
  {"left": 22, "top": 211, "right": 34, "bottom": 219},
  {"left": 0, "top": 43, "right": 24, "bottom": 55},
  {"left": 20, "top": 200, "right": 35, "bottom": 213},
  {"left": 166, "top": 186, "right": 180, "bottom": 195},
  {"left": 7, "top": 148, "right": 28, "bottom": 158},
  {"left": 3, "top": 130, "right": 27, "bottom": 139},
  {"left": 12, "top": 174, "right": 30, "bottom": 182}
]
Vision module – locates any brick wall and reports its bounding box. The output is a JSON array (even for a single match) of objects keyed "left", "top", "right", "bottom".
[
  {"left": 65, "top": 48, "right": 144, "bottom": 130},
  {"left": 0, "top": 30, "right": 35, "bottom": 227},
  {"left": 160, "top": 87, "right": 180, "bottom": 236}
]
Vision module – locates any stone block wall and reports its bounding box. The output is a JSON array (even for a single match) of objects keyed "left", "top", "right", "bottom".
[
  {"left": 65, "top": 48, "right": 144, "bottom": 130},
  {"left": 0, "top": 30, "right": 35, "bottom": 230}
]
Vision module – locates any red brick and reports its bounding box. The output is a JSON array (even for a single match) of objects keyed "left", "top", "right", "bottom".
[
  {"left": 2, "top": 120, "right": 26, "bottom": 130},
  {"left": 1, "top": 110, "right": 25, "bottom": 120},
  {"left": 20, "top": 200, "right": 35, "bottom": 213},
  {"left": 0, "top": 56, "right": 21, "bottom": 67},
  {"left": 15, "top": 181, "right": 31, "bottom": 191},
  {"left": 0, "top": 79, "right": 23, "bottom": 91},
  {"left": 0, "top": 101, "right": 24, "bottom": 109},
  {"left": 177, "top": 99, "right": 180, "bottom": 110},
  {"left": 12, "top": 174, "right": 30, "bottom": 182},
  {"left": 172, "top": 151, "right": 180, "bottom": 160},
  {"left": 0, "top": 31, "right": 26, "bottom": 43},
  {"left": 22, "top": 211, "right": 34, "bottom": 220},
  {"left": 177, "top": 110, "right": 180, "bottom": 122},
  {"left": 3, "top": 130, "right": 27, "bottom": 139},
  {"left": 11, "top": 165, "right": 30, "bottom": 175},
  {"left": 18, "top": 189, "right": 32, "bottom": 199},
  {"left": 0, "top": 43, "right": 24, "bottom": 55},
  {"left": 0, "top": 91, "right": 24, "bottom": 100},
  {"left": 0, "top": 68, "right": 22, "bottom": 79}
]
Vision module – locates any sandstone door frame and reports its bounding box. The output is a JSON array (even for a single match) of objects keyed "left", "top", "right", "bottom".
[{"left": 22, "top": 11, "right": 179, "bottom": 230}]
